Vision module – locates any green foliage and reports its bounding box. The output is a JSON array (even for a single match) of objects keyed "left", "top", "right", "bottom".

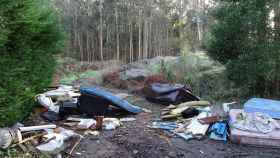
[
  {"left": 207, "top": 0, "right": 280, "bottom": 97},
  {"left": 157, "top": 53, "right": 237, "bottom": 101},
  {"left": 0, "top": 0, "right": 63, "bottom": 126}
]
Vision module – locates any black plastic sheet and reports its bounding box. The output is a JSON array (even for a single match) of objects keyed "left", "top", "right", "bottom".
[{"left": 143, "top": 83, "right": 199, "bottom": 106}]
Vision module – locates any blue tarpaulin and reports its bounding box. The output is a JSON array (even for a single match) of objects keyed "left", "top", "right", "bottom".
[
  {"left": 80, "top": 87, "right": 143, "bottom": 114},
  {"left": 244, "top": 98, "right": 280, "bottom": 119}
]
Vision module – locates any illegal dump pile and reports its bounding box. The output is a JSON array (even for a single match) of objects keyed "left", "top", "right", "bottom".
[
  {"left": 1, "top": 83, "right": 280, "bottom": 157},
  {"left": 0, "top": 85, "right": 143, "bottom": 157},
  {"left": 2, "top": 55, "right": 280, "bottom": 157},
  {"left": 148, "top": 94, "right": 280, "bottom": 147}
]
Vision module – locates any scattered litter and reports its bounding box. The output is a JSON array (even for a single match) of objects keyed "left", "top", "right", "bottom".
[
  {"left": 75, "top": 152, "right": 82, "bottom": 155},
  {"left": 161, "top": 101, "right": 210, "bottom": 120},
  {"left": 198, "top": 115, "right": 223, "bottom": 125},
  {"left": 103, "top": 118, "right": 121, "bottom": 130},
  {"left": 120, "top": 118, "right": 136, "bottom": 122},
  {"left": 0, "top": 128, "right": 22, "bottom": 149},
  {"left": 36, "top": 127, "right": 81, "bottom": 155},
  {"left": 223, "top": 102, "right": 236, "bottom": 113},
  {"left": 208, "top": 122, "right": 228, "bottom": 141},
  {"left": 77, "top": 119, "right": 96, "bottom": 129},
  {"left": 142, "top": 108, "right": 152, "bottom": 113},
  {"left": 181, "top": 107, "right": 199, "bottom": 119},
  {"left": 143, "top": 83, "right": 200, "bottom": 106},
  {"left": 170, "top": 101, "right": 210, "bottom": 115},
  {"left": 66, "top": 117, "right": 96, "bottom": 129},
  {"left": 37, "top": 94, "right": 60, "bottom": 113},
  {"left": 19, "top": 125, "right": 57, "bottom": 132},
  {"left": 175, "top": 132, "right": 193, "bottom": 141},
  {"left": 44, "top": 85, "right": 80, "bottom": 101},
  {"left": 59, "top": 100, "right": 80, "bottom": 117},
  {"left": 148, "top": 122, "right": 178, "bottom": 130},
  {"left": 8, "top": 81, "right": 280, "bottom": 156},
  {"left": 185, "top": 111, "right": 211, "bottom": 139},
  {"left": 84, "top": 130, "right": 100, "bottom": 136}
]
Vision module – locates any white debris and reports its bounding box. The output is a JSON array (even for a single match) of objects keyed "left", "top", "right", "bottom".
[
  {"left": 77, "top": 119, "right": 96, "bottom": 129},
  {"left": 36, "top": 128, "right": 81, "bottom": 155},
  {"left": 19, "top": 125, "right": 57, "bottom": 132},
  {"left": 37, "top": 94, "right": 59, "bottom": 113},
  {"left": 222, "top": 102, "right": 236, "bottom": 113},
  {"left": 67, "top": 117, "right": 96, "bottom": 129},
  {"left": 103, "top": 118, "right": 121, "bottom": 130},
  {"left": 120, "top": 118, "right": 136, "bottom": 122},
  {"left": 185, "top": 110, "right": 211, "bottom": 139}
]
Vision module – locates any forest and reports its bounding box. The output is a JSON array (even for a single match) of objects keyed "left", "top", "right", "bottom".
[{"left": 54, "top": 0, "right": 214, "bottom": 62}]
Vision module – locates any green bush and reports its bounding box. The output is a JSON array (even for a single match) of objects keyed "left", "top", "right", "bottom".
[
  {"left": 0, "top": 0, "right": 63, "bottom": 126},
  {"left": 207, "top": 0, "right": 280, "bottom": 98}
]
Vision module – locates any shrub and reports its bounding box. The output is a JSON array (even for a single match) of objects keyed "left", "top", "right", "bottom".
[
  {"left": 0, "top": 0, "right": 63, "bottom": 126},
  {"left": 207, "top": 0, "right": 280, "bottom": 98}
]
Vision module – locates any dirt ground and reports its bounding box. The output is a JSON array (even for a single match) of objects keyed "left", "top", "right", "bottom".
[{"left": 73, "top": 89, "right": 280, "bottom": 158}]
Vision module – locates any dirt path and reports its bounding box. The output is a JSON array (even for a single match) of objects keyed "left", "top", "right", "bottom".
[{"left": 74, "top": 90, "right": 280, "bottom": 158}]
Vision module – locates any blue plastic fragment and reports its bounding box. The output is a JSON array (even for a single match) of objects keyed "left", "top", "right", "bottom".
[
  {"left": 80, "top": 87, "right": 143, "bottom": 114},
  {"left": 209, "top": 122, "right": 227, "bottom": 141},
  {"left": 244, "top": 98, "right": 280, "bottom": 119},
  {"left": 149, "top": 122, "right": 178, "bottom": 130}
]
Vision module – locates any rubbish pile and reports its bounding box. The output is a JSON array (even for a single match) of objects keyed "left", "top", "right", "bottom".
[
  {"left": 148, "top": 97, "right": 280, "bottom": 146},
  {"left": 0, "top": 85, "right": 141, "bottom": 157},
  {"left": 2, "top": 81, "right": 280, "bottom": 157}
]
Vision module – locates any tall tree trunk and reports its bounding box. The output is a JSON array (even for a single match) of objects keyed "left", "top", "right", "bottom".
[
  {"left": 129, "top": 22, "right": 133, "bottom": 63},
  {"left": 86, "top": 31, "right": 90, "bottom": 62},
  {"left": 115, "top": 7, "right": 120, "bottom": 61},
  {"left": 138, "top": 9, "right": 142, "bottom": 60},
  {"left": 78, "top": 32, "right": 83, "bottom": 63},
  {"left": 99, "top": 0, "right": 104, "bottom": 61},
  {"left": 143, "top": 20, "right": 148, "bottom": 59}
]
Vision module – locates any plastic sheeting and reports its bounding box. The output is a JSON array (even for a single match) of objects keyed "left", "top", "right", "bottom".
[
  {"left": 244, "top": 98, "right": 280, "bottom": 119},
  {"left": 143, "top": 83, "right": 199, "bottom": 106}
]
